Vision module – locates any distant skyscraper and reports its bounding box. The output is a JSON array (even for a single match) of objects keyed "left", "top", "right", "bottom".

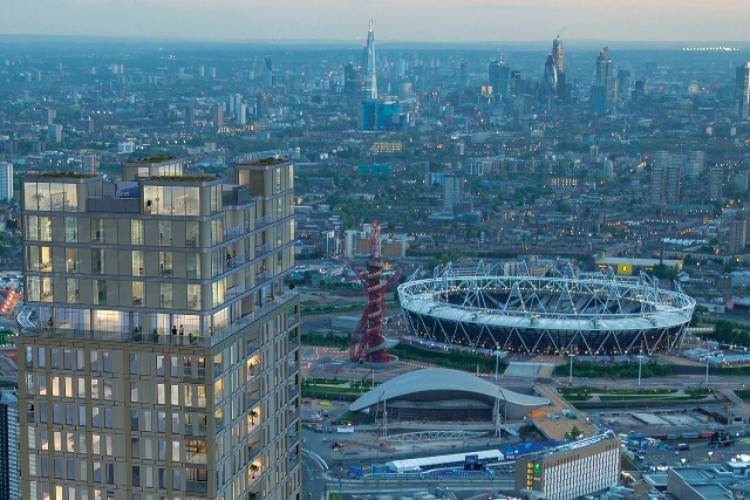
[
  {"left": 728, "top": 215, "right": 748, "bottom": 254},
  {"left": 544, "top": 53, "right": 557, "bottom": 95},
  {"left": 459, "top": 61, "right": 469, "bottom": 89},
  {"left": 264, "top": 57, "right": 273, "bottom": 87},
  {"left": 363, "top": 21, "right": 378, "bottom": 100},
  {"left": 651, "top": 165, "right": 666, "bottom": 206},
  {"left": 591, "top": 47, "right": 616, "bottom": 114},
  {"left": 47, "top": 124, "right": 62, "bottom": 143},
  {"left": 212, "top": 103, "right": 224, "bottom": 129},
  {"left": 489, "top": 56, "right": 510, "bottom": 99},
  {"left": 736, "top": 62, "right": 750, "bottom": 120},
  {"left": 665, "top": 165, "right": 682, "bottom": 205},
  {"left": 344, "top": 62, "right": 362, "bottom": 95},
  {"left": 552, "top": 36, "right": 567, "bottom": 100},
  {"left": 510, "top": 70, "right": 522, "bottom": 95},
  {"left": 443, "top": 173, "right": 464, "bottom": 213},
  {"left": 709, "top": 167, "right": 724, "bottom": 202},
  {"left": 0, "top": 161, "right": 13, "bottom": 201},
  {"left": 686, "top": 150, "right": 705, "bottom": 178},
  {"left": 81, "top": 153, "right": 97, "bottom": 175}
]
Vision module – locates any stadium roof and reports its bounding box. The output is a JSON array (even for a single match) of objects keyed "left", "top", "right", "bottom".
[{"left": 349, "top": 368, "right": 549, "bottom": 418}]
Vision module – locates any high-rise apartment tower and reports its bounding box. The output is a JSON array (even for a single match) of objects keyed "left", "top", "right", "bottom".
[{"left": 17, "top": 157, "right": 301, "bottom": 499}]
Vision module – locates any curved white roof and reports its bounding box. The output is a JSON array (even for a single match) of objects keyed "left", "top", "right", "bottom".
[{"left": 349, "top": 368, "right": 549, "bottom": 414}]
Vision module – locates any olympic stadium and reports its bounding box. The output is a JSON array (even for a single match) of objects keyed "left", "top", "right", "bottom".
[{"left": 397, "top": 263, "right": 696, "bottom": 356}]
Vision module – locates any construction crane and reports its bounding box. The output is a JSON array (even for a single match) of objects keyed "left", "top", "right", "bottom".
[{"left": 349, "top": 219, "right": 401, "bottom": 363}]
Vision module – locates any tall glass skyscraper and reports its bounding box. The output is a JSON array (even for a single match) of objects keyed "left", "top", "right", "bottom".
[{"left": 17, "top": 157, "right": 301, "bottom": 499}]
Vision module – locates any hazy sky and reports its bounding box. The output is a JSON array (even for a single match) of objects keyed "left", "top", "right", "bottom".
[{"left": 3, "top": 0, "right": 750, "bottom": 43}]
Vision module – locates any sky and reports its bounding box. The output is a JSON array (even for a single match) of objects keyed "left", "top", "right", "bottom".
[{"left": 3, "top": 0, "right": 750, "bottom": 43}]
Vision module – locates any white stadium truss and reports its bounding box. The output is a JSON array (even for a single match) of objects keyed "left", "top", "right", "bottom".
[{"left": 397, "top": 262, "right": 696, "bottom": 356}]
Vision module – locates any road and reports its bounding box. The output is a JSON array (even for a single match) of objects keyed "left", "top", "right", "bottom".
[{"left": 301, "top": 450, "right": 327, "bottom": 500}]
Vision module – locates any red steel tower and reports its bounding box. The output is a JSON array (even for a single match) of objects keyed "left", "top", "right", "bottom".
[{"left": 349, "top": 220, "right": 401, "bottom": 363}]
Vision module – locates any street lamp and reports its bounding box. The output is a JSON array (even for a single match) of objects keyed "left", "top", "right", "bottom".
[
  {"left": 493, "top": 350, "right": 503, "bottom": 381},
  {"left": 705, "top": 357, "right": 710, "bottom": 386},
  {"left": 637, "top": 355, "right": 644, "bottom": 387},
  {"left": 568, "top": 353, "right": 575, "bottom": 385}
]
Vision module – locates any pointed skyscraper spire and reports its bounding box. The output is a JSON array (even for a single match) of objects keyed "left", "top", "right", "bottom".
[{"left": 364, "top": 20, "right": 378, "bottom": 100}]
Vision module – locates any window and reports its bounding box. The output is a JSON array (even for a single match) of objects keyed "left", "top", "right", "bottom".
[
  {"left": 157, "top": 384, "right": 165, "bottom": 405},
  {"left": 65, "top": 217, "right": 78, "bottom": 242},
  {"left": 130, "top": 382, "right": 138, "bottom": 403},
  {"left": 102, "top": 351, "right": 111, "bottom": 372},
  {"left": 132, "top": 251, "right": 144, "bottom": 276},
  {"left": 94, "top": 280, "right": 106, "bottom": 304},
  {"left": 129, "top": 353, "right": 139, "bottom": 373},
  {"left": 66, "top": 278, "right": 79, "bottom": 303},
  {"left": 186, "top": 221, "right": 199, "bottom": 247},
  {"left": 160, "top": 283, "right": 173, "bottom": 308},
  {"left": 186, "top": 254, "right": 200, "bottom": 279},
  {"left": 158, "top": 220, "right": 172, "bottom": 246},
  {"left": 91, "top": 218, "right": 104, "bottom": 243},
  {"left": 210, "top": 218, "right": 223, "bottom": 245},
  {"left": 187, "top": 284, "right": 201, "bottom": 309},
  {"left": 210, "top": 184, "right": 222, "bottom": 213},
  {"left": 92, "top": 248, "right": 104, "bottom": 273},
  {"left": 159, "top": 252, "right": 173, "bottom": 276},
  {"left": 131, "top": 220, "right": 143, "bottom": 245}
]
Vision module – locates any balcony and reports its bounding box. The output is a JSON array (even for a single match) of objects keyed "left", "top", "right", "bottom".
[
  {"left": 255, "top": 271, "right": 272, "bottom": 286},
  {"left": 255, "top": 214, "right": 272, "bottom": 229},
  {"left": 245, "top": 391, "right": 260, "bottom": 410},
  {"left": 225, "top": 283, "right": 246, "bottom": 299},
  {"left": 246, "top": 340, "right": 259, "bottom": 356},
  {"left": 254, "top": 242, "right": 273, "bottom": 258},
  {"left": 224, "top": 225, "right": 243, "bottom": 239},
  {"left": 20, "top": 291, "right": 300, "bottom": 348},
  {"left": 247, "top": 444, "right": 261, "bottom": 463},
  {"left": 223, "top": 256, "right": 245, "bottom": 273},
  {"left": 185, "top": 479, "right": 208, "bottom": 495}
]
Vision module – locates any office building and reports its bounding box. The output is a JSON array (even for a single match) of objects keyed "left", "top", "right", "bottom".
[
  {"left": 48, "top": 124, "right": 62, "bottom": 144},
  {"left": 212, "top": 104, "right": 224, "bottom": 130},
  {"left": 81, "top": 154, "right": 97, "bottom": 176},
  {"left": 666, "top": 165, "right": 682, "bottom": 205},
  {"left": 552, "top": 36, "right": 567, "bottom": 100},
  {"left": 17, "top": 157, "right": 301, "bottom": 499},
  {"left": 41, "top": 109, "right": 56, "bottom": 126},
  {"left": 728, "top": 216, "right": 747, "bottom": 255},
  {"left": 0, "top": 391, "right": 20, "bottom": 499},
  {"left": 709, "top": 167, "right": 723, "bottom": 202},
  {"left": 0, "top": 161, "right": 13, "bottom": 201},
  {"left": 686, "top": 150, "right": 706, "bottom": 178},
  {"left": 515, "top": 432, "right": 620, "bottom": 499},
  {"left": 591, "top": 47, "right": 616, "bottom": 114},
  {"left": 442, "top": 173, "right": 464, "bottom": 213},
  {"left": 488, "top": 57, "right": 510, "bottom": 99},
  {"left": 736, "top": 62, "right": 750, "bottom": 120},
  {"left": 361, "top": 98, "right": 403, "bottom": 131},
  {"left": 651, "top": 165, "right": 666, "bottom": 206}
]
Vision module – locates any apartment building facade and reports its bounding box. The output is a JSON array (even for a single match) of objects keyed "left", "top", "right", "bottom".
[{"left": 17, "top": 157, "right": 301, "bottom": 500}]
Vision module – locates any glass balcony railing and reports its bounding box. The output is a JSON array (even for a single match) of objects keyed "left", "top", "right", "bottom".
[{"left": 21, "top": 291, "right": 299, "bottom": 348}]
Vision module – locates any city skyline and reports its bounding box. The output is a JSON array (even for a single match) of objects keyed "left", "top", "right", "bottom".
[{"left": 3, "top": 0, "right": 750, "bottom": 43}]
